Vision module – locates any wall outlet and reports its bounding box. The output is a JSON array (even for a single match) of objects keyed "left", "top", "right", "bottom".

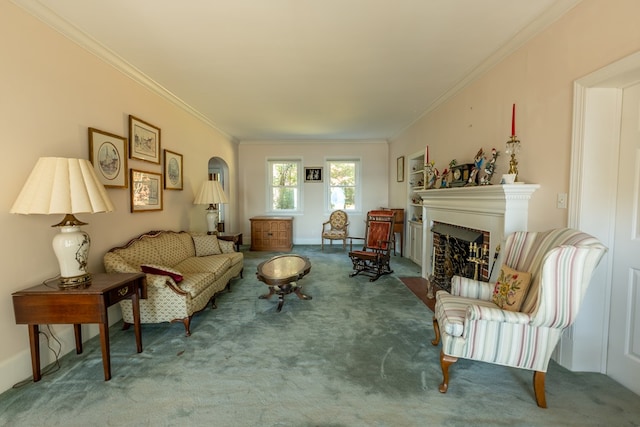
[{"left": 557, "top": 193, "right": 567, "bottom": 209}]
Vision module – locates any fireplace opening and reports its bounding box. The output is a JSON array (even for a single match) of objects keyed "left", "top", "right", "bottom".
[{"left": 431, "top": 222, "right": 490, "bottom": 292}]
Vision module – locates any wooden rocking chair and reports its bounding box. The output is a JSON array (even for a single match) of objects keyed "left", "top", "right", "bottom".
[{"left": 348, "top": 210, "right": 395, "bottom": 281}]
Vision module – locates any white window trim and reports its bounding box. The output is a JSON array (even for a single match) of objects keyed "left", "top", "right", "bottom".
[
  {"left": 266, "top": 158, "right": 303, "bottom": 214},
  {"left": 325, "top": 158, "right": 362, "bottom": 214}
]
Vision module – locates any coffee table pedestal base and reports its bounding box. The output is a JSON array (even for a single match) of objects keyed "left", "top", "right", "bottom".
[{"left": 259, "top": 282, "right": 312, "bottom": 312}]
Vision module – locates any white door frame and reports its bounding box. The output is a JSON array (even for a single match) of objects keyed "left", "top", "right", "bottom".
[{"left": 560, "top": 51, "right": 640, "bottom": 372}]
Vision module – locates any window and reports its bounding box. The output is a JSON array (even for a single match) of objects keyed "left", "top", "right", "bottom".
[
  {"left": 327, "top": 160, "right": 359, "bottom": 211},
  {"left": 268, "top": 159, "right": 301, "bottom": 212}
]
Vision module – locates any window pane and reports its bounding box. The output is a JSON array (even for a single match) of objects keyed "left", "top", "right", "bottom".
[
  {"left": 330, "top": 162, "right": 355, "bottom": 186},
  {"left": 272, "top": 162, "right": 298, "bottom": 186},
  {"left": 327, "top": 160, "right": 358, "bottom": 211},
  {"left": 273, "top": 187, "right": 297, "bottom": 210},
  {"left": 330, "top": 187, "right": 346, "bottom": 209}
]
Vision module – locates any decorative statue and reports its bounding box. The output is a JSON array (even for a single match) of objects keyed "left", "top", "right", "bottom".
[
  {"left": 440, "top": 168, "right": 450, "bottom": 188},
  {"left": 466, "top": 148, "right": 485, "bottom": 186},
  {"left": 480, "top": 148, "right": 499, "bottom": 185}
]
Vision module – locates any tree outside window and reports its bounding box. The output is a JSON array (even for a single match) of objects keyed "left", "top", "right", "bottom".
[
  {"left": 328, "top": 160, "right": 358, "bottom": 211},
  {"left": 269, "top": 160, "right": 300, "bottom": 211}
]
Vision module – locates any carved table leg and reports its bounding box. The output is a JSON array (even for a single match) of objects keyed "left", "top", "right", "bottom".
[
  {"left": 259, "top": 287, "right": 276, "bottom": 300},
  {"left": 293, "top": 282, "right": 312, "bottom": 301}
]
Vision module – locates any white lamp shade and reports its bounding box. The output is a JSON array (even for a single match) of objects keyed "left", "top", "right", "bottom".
[
  {"left": 10, "top": 157, "right": 115, "bottom": 215},
  {"left": 10, "top": 157, "right": 114, "bottom": 287},
  {"left": 194, "top": 180, "right": 228, "bottom": 205}
]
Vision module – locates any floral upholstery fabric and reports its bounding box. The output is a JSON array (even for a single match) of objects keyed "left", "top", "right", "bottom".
[
  {"left": 104, "top": 230, "right": 243, "bottom": 333},
  {"left": 321, "top": 210, "right": 349, "bottom": 250},
  {"left": 491, "top": 265, "right": 532, "bottom": 312}
]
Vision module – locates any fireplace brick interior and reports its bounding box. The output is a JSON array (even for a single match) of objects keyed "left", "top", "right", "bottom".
[{"left": 431, "top": 222, "right": 490, "bottom": 292}]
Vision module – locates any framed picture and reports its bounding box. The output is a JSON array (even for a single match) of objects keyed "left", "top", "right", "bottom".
[
  {"left": 88, "top": 127, "right": 128, "bottom": 188},
  {"left": 130, "top": 169, "right": 163, "bottom": 212},
  {"left": 305, "top": 167, "right": 323, "bottom": 183},
  {"left": 397, "top": 156, "right": 405, "bottom": 182},
  {"left": 129, "top": 115, "right": 161, "bottom": 164},
  {"left": 163, "top": 149, "right": 183, "bottom": 190}
]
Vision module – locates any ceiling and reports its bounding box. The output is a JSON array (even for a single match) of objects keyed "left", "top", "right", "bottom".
[{"left": 13, "top": 0, "right": 580, "bottom": 142}]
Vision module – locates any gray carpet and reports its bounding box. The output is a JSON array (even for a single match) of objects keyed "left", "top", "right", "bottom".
[{"left": 0, "top": 246, "right": 638, "bottom": 427}]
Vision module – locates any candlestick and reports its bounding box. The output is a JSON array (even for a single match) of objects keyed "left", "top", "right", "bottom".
[
  {"left": 511, "top": 104, "right": 516, "bottom": 136},
  {"left": 506, "top": 135, "right": 520, "bottom": 181}
]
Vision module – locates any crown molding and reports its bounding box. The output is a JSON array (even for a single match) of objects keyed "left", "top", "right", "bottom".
[
  {"left": 391, "top": 0, "right": 583, "bottom": 141},
  {"left": 10, "top": 0, "right": 234, "bottom": 142}
]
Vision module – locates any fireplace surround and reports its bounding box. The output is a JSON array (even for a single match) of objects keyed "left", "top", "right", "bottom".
[{"left": 415, "top": 184, "right": 539, "bottom": 282}]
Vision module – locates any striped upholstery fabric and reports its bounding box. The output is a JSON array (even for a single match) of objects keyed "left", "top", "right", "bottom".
[{"left": 434, "top": 228, "right": 606, "bottom": 372}]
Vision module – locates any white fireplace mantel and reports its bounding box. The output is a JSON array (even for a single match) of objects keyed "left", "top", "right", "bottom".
[{"left": 415, "top": 184, "right": 540, "bottom": 279}]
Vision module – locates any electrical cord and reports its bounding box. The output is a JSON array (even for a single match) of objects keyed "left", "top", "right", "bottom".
[
  {"left": 12, "top": 275, "right": 64, "bottom": 388},
  {"left": 12, "top": 325, "right": 63, "bottom": 388}
]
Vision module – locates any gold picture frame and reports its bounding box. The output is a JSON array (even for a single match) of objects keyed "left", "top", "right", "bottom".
[
  {"left": 129, "top": 115, "right": 161, "bottom": 164},
  {"left": 88, "top": 127, "right": 128, "bottom": 188},
  {"left": 130, "top": 169, "right": 163, "bottom": 212}
]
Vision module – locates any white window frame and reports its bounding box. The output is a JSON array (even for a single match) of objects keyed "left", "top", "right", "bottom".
[
  {"left": 325, "top": 159, "right": 361, "bottom": 213},
  {"left": 267, "top": 159, "right": 302, "bottom": 213}
]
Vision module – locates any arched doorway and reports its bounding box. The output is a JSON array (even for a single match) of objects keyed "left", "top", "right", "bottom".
[{"left": 208, "top": 157, "right": 230, "bottom": 232}]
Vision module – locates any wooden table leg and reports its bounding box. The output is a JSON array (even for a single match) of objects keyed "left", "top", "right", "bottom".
[
  {"left": 99, "top": 322, "right": 111, "bottom": 381},
  {"left": 27, "top": 324, "right": 41, "bottom": 382},
  {"left": 73, "top": 324, "right": 83, "bottom": 354},
  {"left": 131, "top": 288, "right": 143, "bottom": 353}
]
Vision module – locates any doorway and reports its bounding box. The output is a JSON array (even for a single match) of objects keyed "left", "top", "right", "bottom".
[
  {"left": 208, "top": 157, "right": 230, "bottom": 232},
  {"left": 570, "top": 51, "right": 640, "bottom": 395}
]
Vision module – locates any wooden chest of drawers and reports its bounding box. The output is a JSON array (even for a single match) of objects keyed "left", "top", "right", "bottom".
[{"left": 250, "top": 216, "right": 293, "bottom": 251}]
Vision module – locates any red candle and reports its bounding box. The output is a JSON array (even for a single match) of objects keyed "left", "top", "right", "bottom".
[
  {"left": 511, "top": 104, "right": 516, "bottom": 136},
  {"left": 425, "top": 146, "right": 429, "bottom": 164}
]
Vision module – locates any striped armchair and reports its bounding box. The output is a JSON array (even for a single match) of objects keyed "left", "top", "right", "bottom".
[{"left": 431, "top": 228, "right": 607, "bottom": 407}]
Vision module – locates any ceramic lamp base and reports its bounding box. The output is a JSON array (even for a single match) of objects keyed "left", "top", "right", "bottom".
[
  {"left": 52, "top": 223, "right": 92, "bottom": 288},
  {"left": 205, "top": 207, "right": 219, "bottom": 235}
]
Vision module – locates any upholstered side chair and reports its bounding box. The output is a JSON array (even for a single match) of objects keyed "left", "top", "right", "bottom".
[
  {"left": 431, "top": 228, "right": 607, "bottom": 408},
  {"left": 321, "top": 210, "right": 349, "bottom": 250}
]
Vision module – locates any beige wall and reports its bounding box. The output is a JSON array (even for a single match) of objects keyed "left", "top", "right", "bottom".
[
  {"left": 238, "top": 141, "right": 390, "bottom": 242},
  {"left": 4, "top": 0, "right": 640, "bottom": 393},
  {"left": 389, "top": 0, "right": 640, "bottom": 374},
  {"left": 0, "top": 3, "right": 237, "bottom": 392},
  {"left": 390, "top": 0, "right": 640, "bottom": 232}
]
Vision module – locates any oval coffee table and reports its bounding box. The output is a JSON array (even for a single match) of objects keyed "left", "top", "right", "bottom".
[{"left": 256, "top": 254, "right": 312, "bottom": 312}]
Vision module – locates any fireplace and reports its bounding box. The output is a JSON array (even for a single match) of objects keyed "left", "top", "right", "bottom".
[
  {"left": 415, "top": 184, "right": 539, "bottom": 284},
  {"left": 431, "top": 222, "right": 490, "bottom": 292}
]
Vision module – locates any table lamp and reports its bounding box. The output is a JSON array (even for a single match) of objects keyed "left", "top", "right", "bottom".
[
  {"left": 10, "top": 157, "right": 115, "bottom": 288},
  {"left": 194, "top": 179, "right": 228, "bottom": 234}
]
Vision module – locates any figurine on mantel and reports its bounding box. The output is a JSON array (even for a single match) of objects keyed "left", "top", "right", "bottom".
[
  {"left": 480, "top": 148, "right": 499, "bottom": 185},
  {"left": 439, "top": 168, "right": 450, "bottom": 188},
  {"left": 425, "top": 161, "right": 438, "bottom": 189},
  {"left": 466, "top": 148, "right": 485, "bottom": 186}
]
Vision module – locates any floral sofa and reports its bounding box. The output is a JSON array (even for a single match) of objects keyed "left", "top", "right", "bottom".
[{"left": 104, "top": 230, "right": 243, "bottom": 336}]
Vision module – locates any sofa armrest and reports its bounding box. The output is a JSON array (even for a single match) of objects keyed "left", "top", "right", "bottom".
[
  {"left": 467, "top": 304, "right": 531, "bottom": 324},
  {"left": 144, "top": 273, "right": 188, "bottom": 297},
  {"left": 451, "top": 275, "right": 494, "bottom": 300}
]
